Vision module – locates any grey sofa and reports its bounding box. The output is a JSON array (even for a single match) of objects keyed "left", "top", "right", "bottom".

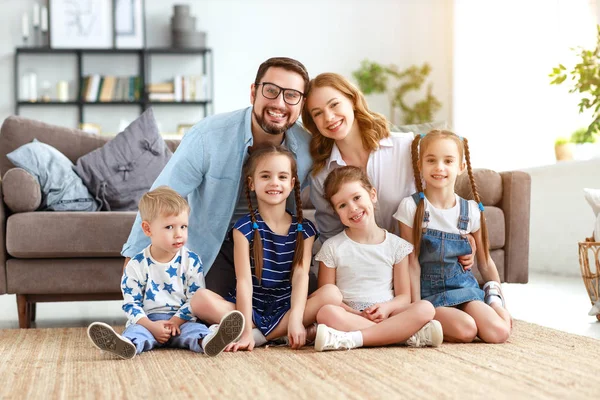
[
  {"left": 0, "top": 116, "right": 181, "bottom": 328},
  {"left": 0, "top": 116, "right": 531, "bottom": 328}
]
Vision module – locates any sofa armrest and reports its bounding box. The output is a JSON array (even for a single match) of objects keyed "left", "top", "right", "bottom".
[
  {"left": 500, "top": 170, "right": 531, "bottom": 283},
  {"left": 0, "top": 179, "right": 7, "bottom": 294}
]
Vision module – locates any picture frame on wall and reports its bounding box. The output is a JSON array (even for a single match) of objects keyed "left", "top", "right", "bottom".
[
  {"left": 115, "top": 0, "right": 145, "bottom": 49},
  {"left": 49, "top": 0, "right": 114, "bottom": 49}
]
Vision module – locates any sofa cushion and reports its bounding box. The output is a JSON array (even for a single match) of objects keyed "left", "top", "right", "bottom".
[
  {"left": 2, "top": 168, "right": 41, "bottom": 212},
  {"left": 455, "top": 168, "right": 503, "bottom": 206},
  {"left": 6, "top": 211, "right": 137, "bottom": 257},
  {"left": 6, "top": 140, "right": 99, "bottom": 211},
  {"left": 74, "top": 108, "right": 172, "bottom": 211}
]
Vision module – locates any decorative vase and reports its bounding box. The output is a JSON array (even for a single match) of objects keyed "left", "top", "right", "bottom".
[{"left": 555, "top": 143, "right": 574, "bottom": 161}]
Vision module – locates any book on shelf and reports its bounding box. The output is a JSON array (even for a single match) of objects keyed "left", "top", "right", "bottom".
[
  {"left": 146, "top": 75, "right": 210, "bottom": 103},
  {"left": 148, "top": 92, "right": 176, "bottom": 101},
  {"left": 80, "top": 75, "right": 141, "bottom": 102}
]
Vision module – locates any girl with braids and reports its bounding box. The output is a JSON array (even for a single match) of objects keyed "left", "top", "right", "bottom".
[
  {"left": 302, "top": 73, "right": 474, "bottom": 270},
  {"left": 191, "top": 145, "right": 342, "bottom": 351},
  {"left": 313, "top": 166, "right": 443, "bottom": 351},
  {"left": 394, "top": 130, "right": 512, "bottom": 344}
]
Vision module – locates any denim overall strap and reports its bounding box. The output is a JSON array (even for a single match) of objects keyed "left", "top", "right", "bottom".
[
  {"left": 457, "top": 196, "right": 469, "bottom": 231},
  {"left": 411, "top": 192, "right": 421, "bottom": 205},
  {"left": 411, "top": 192, "right": 430, "bottom": 228}
]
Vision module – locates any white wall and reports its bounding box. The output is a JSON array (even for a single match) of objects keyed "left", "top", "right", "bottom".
[
  {"left": 0, "top": 0, "right": 453, "bottom": 134},
  {"left": 453, "top": 0, "right": 598, "bottom": 171}
]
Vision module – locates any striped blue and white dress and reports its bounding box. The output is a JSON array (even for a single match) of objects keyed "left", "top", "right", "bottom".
[{"left": 228, "top": 211, "right": 317, "bottom": 336}]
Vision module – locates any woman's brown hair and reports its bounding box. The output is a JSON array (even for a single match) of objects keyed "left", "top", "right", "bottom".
[
  {"left": 243, "top": 144, "right": 305, "bottom": 283},
  {"left": 410, "top": 130, "right": 490, "bottom": 258},
  {"left": 301, "top": 73, "right": 390, "bottom": 176}
]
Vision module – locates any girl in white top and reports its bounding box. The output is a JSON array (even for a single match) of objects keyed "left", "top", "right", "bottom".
[
  {"left": 394, "top": 130, "right": 512, "bottom": 344},
  {"left": 312, "top": 166, "right": 443, "bottom": 351}
]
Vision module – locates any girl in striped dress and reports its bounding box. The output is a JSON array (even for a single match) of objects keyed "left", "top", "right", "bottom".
[{"left": 191, "top": 145, "right": 342, "bottom": 351}]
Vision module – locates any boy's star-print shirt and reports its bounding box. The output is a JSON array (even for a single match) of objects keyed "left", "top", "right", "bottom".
[{"left": 121, "top": 245, "right": 204, "bottom": 326}]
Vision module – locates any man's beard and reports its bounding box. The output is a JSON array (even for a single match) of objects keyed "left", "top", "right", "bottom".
[{"left": 253, "top": 108, "right": 293, "bottom": 136}]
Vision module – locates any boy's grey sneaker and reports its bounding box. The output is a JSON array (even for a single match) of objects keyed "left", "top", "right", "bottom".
[
  {"left": 202, "top": 310, "right": 245, "bottom": 357},
  {"left": 314, "top": 324, "right": 358, "bottom": 352},
  {"left": 87, "top": 322, "right": 136, "bottom": 360},
  {"left": 406, "top": 320, "right": 443, "bottom": 348}
]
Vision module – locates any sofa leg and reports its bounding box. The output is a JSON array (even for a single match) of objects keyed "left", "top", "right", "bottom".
[
  {"left": 29, "top": 302, "right": 36, "bottom": 322},
  {"left": 16, "top": 295, "right": 30, "bottom": 329}
]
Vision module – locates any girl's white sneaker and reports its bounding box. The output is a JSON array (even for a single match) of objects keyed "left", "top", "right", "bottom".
[
  {"left": 314, "top": 324, "right": 357, "bottom": 352},
  {"left": 406, "top": 320, "right": 443, "bottom": 348}
]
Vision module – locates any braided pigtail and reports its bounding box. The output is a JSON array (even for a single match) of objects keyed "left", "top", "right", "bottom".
[
  {"left": 291, "top": 176, "right": 305, "bottom": 281},
  {"left": 463, "top": 138, "right": 490, "bottom": 259},
  {"left": 246, "top": 182, "right": 263, "bottom": 283},
  {"left": 411, "top": 134, "right": 426, "bottom": 257}
]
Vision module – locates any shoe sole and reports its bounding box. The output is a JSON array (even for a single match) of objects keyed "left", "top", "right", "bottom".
[
  {"left": 429, "top": 320, "right": 443, "bottom": 347},
  {"left": 203, "top": 311, "right": 245, "bottom": 357},
  {"left": 87, "top": 322, "right": 136, "bottom": 360},
  {"left": 314, "top": 324, "right": 328, "bottom": 352}
]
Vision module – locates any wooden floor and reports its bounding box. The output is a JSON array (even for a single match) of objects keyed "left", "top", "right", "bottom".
[{"left": 1, "top": 272, "right": 599, "bottom": 339}]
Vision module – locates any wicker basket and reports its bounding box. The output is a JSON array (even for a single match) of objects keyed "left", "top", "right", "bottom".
[{"left": 578, "top": 237, "right": 600, "bottom": 321}]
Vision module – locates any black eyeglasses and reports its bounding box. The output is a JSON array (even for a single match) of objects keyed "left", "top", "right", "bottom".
[{"left": 256, "top": 82, "right": 304, "bottom": 105}]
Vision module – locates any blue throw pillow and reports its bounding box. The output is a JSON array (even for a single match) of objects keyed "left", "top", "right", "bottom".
[{"left": 6, "top": 139, "right": 100, "bottom": 211}]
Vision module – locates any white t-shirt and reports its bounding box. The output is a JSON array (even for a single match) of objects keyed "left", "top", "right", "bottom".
[
  {"left": 393, "top": 194, "right": 481, "bottom": 234},
  {"left": 310, "top": 132, "right": 416, "bottom": 242},
  {"left": 315, "top": 230, "right": 413, "bottom": 310}
]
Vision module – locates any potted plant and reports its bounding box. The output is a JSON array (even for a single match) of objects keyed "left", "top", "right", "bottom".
[
  {"left": 570, "top": 127, "right": 598, "bottom": 160},
  {"left": 554, "top": 137, "right": 574, "bottom": 161},
  {"left": 352, "top": 60, "right": 441, "bottom": 126},
  {"left": 549, "top": 25, "right": 600, "bottom": 147}
]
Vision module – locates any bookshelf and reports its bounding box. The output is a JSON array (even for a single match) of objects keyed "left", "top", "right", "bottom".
[{"left": 14, "top": 47, "right": 213, "bottom": 125}]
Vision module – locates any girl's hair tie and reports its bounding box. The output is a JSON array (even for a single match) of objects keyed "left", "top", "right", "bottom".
[
  {"left": 418, "top": 192, "right": 425, "bottom": 199},
  {"left": 297, "top": 223, "right": 304, "bottom": 232},
  {"left": 420, "top": 133, "right": 426, "bottom": 138},
  {"left": 458, "top": 136, "right": 464, "bottom": 141},
  {"left": 478, "top": 202, "right": 485, "bottom": 212},
  {"left": 252, "top": 222, "right": 259, "bottom": 230}
]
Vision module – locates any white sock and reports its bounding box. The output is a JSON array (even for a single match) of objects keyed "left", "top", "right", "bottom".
[
  {"left": 350, "top": 331, "right": 364, "bottom": 347},
  {"left": 487, "top": 295, "right": 503, "bottom": 307},
  {"left": 252, "top": 328, "right": 268, "bottom": 347}
]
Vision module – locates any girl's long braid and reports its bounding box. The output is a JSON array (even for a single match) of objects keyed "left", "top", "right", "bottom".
[
  {"left": 291, "top": 176, "right": 305, "bottom": 281},
  {"left": 463, "top": 138, "right": 490, "bottom": 259},
  {"left": 246, "top": 183, "right": 264, "bottom": 283},
  {"left": 411, "top": 134, "right": 426, "bottom": 256}
]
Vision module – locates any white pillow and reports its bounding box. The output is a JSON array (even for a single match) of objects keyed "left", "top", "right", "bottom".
[
  {"left": 583, "top": 188, "right": 600, "bottom": 216},
  {"left": 584, "top": 189, "right": 600, "bottom": 240}
]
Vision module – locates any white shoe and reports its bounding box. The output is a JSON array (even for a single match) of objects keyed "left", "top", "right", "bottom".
[
  {"left": 87, "top": 322, "right": 136, "bottom": 360},
  {"left": 406, "top": 320, "right": 443, "bottom": 348},
  {"left": 314, "top": 324, "right": 358, "bottom": 352},
  {"left": 202, "top": 310, "right": 245, "bottom": 357}
]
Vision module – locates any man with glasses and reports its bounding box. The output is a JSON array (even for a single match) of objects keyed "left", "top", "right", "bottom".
[{"left": 122, "top": 57, "right": 313, "bottom": 300}]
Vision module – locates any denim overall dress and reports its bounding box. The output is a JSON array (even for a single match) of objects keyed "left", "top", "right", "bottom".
[{"left": 412, "top": 193, "right": 484, "bottom": 308}]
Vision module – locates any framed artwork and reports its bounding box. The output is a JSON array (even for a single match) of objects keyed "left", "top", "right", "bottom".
[
  {"left": 49, "top": 0, "right": 114, "bottom": 48},
  {"left": 115, "top": 0, "right": 145, "bottom": 48}
]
